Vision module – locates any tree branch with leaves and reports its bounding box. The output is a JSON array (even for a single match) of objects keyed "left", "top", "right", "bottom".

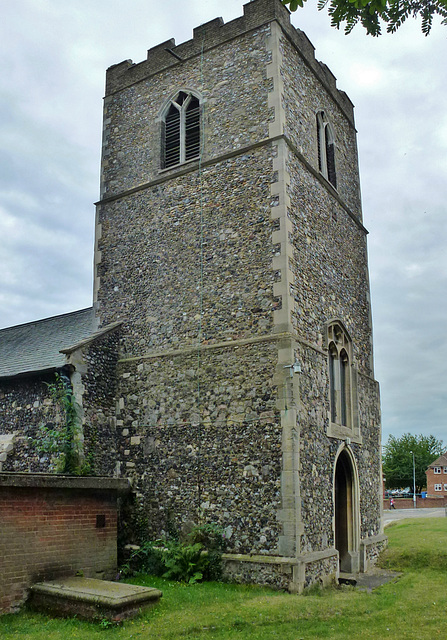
[{"left": 282, "top": 0, "right": 447, "bottom": 35}]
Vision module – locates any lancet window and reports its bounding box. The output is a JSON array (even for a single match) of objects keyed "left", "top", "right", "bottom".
[
  {"left": 328, "top": 322, "right": 352, "bottom": 428},
  {"left": 317, "top": 110, "right": 337, "bottom": 188},
  {"left": 162, "top": 91, "right": 201, "bottom": 169}
]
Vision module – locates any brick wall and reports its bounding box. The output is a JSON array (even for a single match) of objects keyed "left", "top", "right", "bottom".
[
  {"left": 383, "top": 496, "right": 447, "bottom": 510},
  {"left": 0, "top": 474, "right": 129, "bottom": 614}
]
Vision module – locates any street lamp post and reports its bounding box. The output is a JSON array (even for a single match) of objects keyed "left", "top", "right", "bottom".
[{"left": 410, "top": 450, "right": 416, "bottom": 508}]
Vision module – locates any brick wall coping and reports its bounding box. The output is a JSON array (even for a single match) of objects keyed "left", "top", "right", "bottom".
[{"left": 0, "top": 472, "right": 130, "bottom": 492}]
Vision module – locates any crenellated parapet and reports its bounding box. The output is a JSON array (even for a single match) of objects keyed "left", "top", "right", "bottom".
[{"left": 105, "top": 0, "right": 354, "bottom": 124}]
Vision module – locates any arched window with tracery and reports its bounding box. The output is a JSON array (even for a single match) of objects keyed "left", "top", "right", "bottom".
[
  {"left": 327, "top": 321, "right": 356, "bottom": 433},
  {"left": 316, "top": 111, "right": 337, "bottom": 189},
  {"left": 161, "top": 91, "right": 201, "bottom": 169}
]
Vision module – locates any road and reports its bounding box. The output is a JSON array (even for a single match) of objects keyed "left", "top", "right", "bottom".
[{"left": 383, "top": 507, "right": 446, "bottom": 526}]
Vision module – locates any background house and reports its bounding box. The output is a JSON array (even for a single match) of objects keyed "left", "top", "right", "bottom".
[{"left": 426, "top": 453, "right": 447, "bottom": 497}]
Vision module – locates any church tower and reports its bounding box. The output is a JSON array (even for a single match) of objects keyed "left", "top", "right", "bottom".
[{"left": 94, "top": 0, "right": 386, "bottom": 591}]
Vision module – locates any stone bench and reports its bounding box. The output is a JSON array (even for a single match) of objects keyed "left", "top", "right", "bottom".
[{"left": 29, "top": 577, "right": 162, "bottom": 622}]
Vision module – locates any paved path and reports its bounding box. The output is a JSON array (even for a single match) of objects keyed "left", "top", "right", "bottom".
[{"left": 383, "top": 507, "right": 445, "bottom": 526}]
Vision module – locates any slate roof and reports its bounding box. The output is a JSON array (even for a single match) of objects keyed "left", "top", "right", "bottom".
[
  {"left": 427, "top": 453, "right": 447, "bottom": 468},
  {"left": 0, "top": 308, "right": 95, "bottom": 379}
]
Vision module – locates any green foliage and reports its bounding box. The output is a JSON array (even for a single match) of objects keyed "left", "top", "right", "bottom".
[
  {"left": 122, "top": 523, "right": 227, "bottom": 584},
  {"left": 282, "top": 0, "right": 447, "bottom": 35},
  {"left": 186, "top": 522, "right": 227, "bottom": 580},
  {"left": 123, "top": 539, "right": 206, "bottom": 584},
  {"left": 31, "top": 374, "right": 81, "bottom": 474},
  {"left": 121, "top": 539, "right": 166, "bottom": 578},
  {"left": 302, "top": 582, "right": 324, "bottom": 596},
  {"left": 162, "top": 541, "right": 208, "bottom": 584},
  {"left": 382, "top": 432, "right": 444, "bottom": 492},
  {"left": 186, "top": 522, "right": 226, "bottom": 551},
  {"left": 98, "top": 618, "right": 114, "bottom": 629}
]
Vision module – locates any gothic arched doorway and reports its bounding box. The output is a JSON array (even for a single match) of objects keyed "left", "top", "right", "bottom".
[{"left": 334, "top": 448, "right": 359, "bottom": 573}]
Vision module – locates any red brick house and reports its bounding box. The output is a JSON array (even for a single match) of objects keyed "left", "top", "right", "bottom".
[{"left": 426, "top": 453, "right": 447, "bottom": 497}]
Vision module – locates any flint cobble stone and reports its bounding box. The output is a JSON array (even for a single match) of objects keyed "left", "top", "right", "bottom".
[{"left": 115, "top": 341, "right": 282, "bottom": 555}]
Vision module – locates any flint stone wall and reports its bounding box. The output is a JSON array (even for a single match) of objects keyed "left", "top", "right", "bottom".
[
  {"left": 280, "top": 35, "right": 361, "bottom": 216},
  {"left": 222, "top": 555, "right": 294, "bottom": 591},
  {"left": 287, "top": 155, "right": 372, "bottom": 376},
  {"left": 0, "top": 374, "right": 65, "bottom": 473},
  {"left": 97, "top": 146, "right": 278, "bottom": 352},
  {"left": 361, "top": 534, "right": 388, "bottom": 571},
  {"left": 66, "top": 327, "right": 121, "bottom": 476},
  {"left": 355, "top": 373, "right": 382, "bottom": 539},
  {"left": 115, "top": 340, "right": 282, "bottom": 555},
  {"left": 0, "top": 327, "right": 120, "bottom": 476},
  {"left": 101, "top": 26, "right": 271, "bottom": 199},
  {"left": 296, "top": 342, "right": 336, "bottom": 555}
]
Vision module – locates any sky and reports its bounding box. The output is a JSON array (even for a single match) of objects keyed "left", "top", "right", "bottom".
[{"left": 1, "top": 0, "right": 446, "bottom": 446}]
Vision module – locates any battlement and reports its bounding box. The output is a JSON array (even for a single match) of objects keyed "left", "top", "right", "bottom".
[{"left": 105, "top": 0, "right": 353, "bottom": 122}]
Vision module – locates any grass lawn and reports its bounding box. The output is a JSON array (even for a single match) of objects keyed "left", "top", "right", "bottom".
[{"left": 1, "top": 518, "right": 446, "bottom": 639}]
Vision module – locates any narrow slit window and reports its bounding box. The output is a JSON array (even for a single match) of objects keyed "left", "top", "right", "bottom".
[
  {"left": 340, "top": 350, "right": 350, "bottom": 427},
  {"left": 329, "top": 345, "right": 337, "bottom": 424},
  {"left": 317, "top": 111, "right": 337, "bottom": 189}
]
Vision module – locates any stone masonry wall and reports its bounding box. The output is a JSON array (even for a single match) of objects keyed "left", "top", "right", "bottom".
[
  {"left": 276, "top": 17, "right": 381, "bottom": 564},
  {"left": 281, "top": 35, "right": 361, "bottom": 217},
  {"left": 354, "top": 373, "right": 382, "bottom": 539},
  {"left": 295, "top": 341, "right": 335, "bottom": 555},
  {"left": 69, "top": 329, "right": 121, "bottom": 476},
  {"left": 0, "top": 329, "right": 121, "bottom": 475},
  {"left": 101, "top": 26, "right": 271, "bottom": 199},
  {"left": 115, "top": 340, "right": 283, "bottom": 555},
  {"left": 0, "top": 373, "right": 64, "bottom": 473},
  {"left": 95, "top": 0, "right": 383, "bottom": 588},
  {"left": 287, "top": 154, "right": 372, "bottom": 376},
  {"left": 285, "top": 151, "right": 381, "bottom": 552},
  {"left": 95, "top": 9, "right": 293, "bottom": 566},
  {"left": 294, "top": 340, "right": 381, "bottom": 557},
  {"left": 96, "top": 146, "right": 278, "bottom": 352}
]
